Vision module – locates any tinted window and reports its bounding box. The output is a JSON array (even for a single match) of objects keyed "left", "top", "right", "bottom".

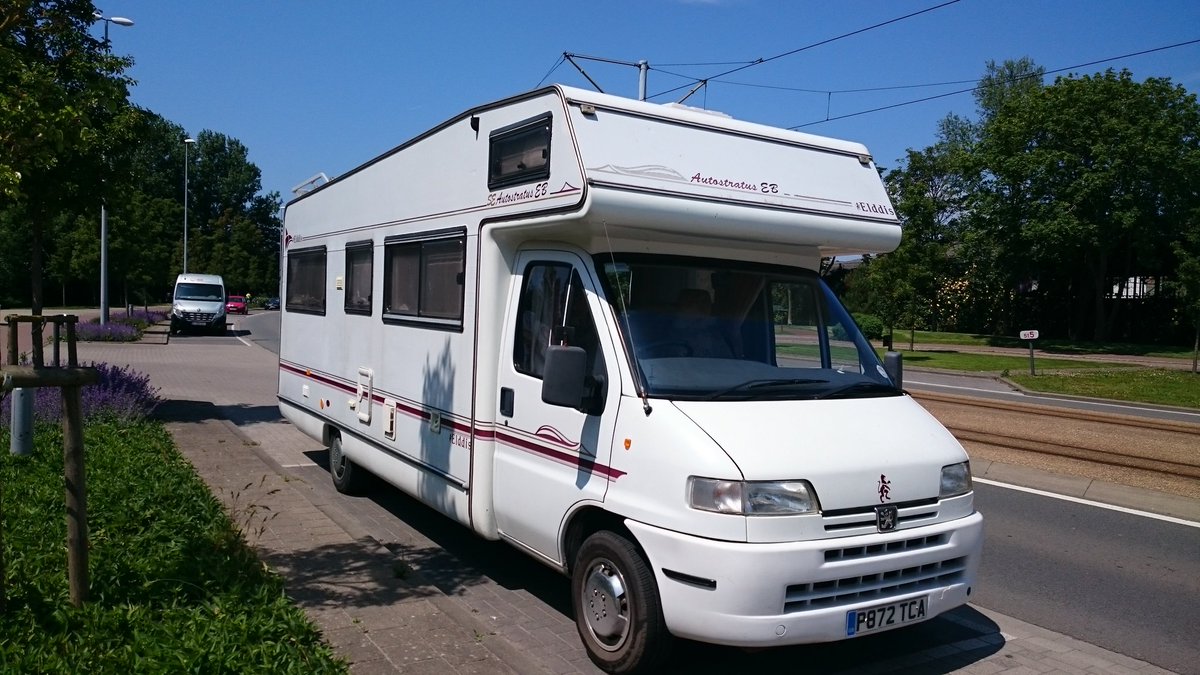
[{"left": 285, "top": 246, "right": 326, "bottom": 314}]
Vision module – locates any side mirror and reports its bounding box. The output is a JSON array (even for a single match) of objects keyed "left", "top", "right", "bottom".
[
  {"left": 542, "top": 345, "right": 587, "bottom": 409},
  {"left": 884, "top": 351, "right": 903, "bottom": 391}
]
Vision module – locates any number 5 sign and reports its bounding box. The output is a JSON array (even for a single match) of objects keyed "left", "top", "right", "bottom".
[{"left": 1019, "top": 329, "right": 1039, "bottom": 374}]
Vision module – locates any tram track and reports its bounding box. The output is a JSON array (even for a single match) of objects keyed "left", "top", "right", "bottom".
[{"left": 909, "top": 390, "right": 1200, "bottom": 498}]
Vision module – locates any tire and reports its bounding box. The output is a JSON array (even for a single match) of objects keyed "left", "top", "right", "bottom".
[
  {"left": 329, "top": 433, "right": 366, "bottom": 494},
  {"left": 572, "top": 531, "right": 673, "bottom": 673}
]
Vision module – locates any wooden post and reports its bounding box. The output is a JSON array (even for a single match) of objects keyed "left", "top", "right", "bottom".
[
  {"left": 2, "top": 315, "right": 96, "bottom": 607},
  {"left": 62, "top": 384, "right": 88, "bottom": 606}
]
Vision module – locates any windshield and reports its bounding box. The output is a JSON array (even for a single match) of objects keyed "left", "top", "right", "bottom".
[
  {"left": 175, "top": 283, "right": 224, "bottom": 302},
  {"left": 600, "top": 255, "right": 898, "bottom": 401}
]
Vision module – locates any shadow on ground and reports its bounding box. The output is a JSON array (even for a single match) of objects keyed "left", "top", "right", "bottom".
[
  {"left": 156, "top": 399, "right": 283, "bottom": 425},
  {"left": 301, "top": 447, "right": 1005, "bottom": 672}
]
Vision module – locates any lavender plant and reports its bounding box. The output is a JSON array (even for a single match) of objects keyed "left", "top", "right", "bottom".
[
  {"left": 75, "top": 309, "right": 168, "bottom": 342},
  {"left": 0, "top": 362, "right": 159, "bottom": 427}
]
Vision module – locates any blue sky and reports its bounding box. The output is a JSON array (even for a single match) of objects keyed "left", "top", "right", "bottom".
[{"left": 97, "top": 0, "right": 1200, "bottom": 204}]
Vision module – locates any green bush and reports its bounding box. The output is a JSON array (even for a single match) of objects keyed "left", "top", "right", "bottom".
[
  {"left": 0, "top": 421, "right": 346, "bottom": 673},
  {"left": 853, "top": 313, "right": 885, "bottom": 340}
]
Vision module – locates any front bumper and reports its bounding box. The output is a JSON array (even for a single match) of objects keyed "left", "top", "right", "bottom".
[{"left": 626, "top": 511, "right": 983, "bottom": 647}]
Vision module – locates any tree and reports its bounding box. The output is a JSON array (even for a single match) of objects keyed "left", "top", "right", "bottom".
[
  {"left": 973, "top": 68, "right": 1200, "bottom": 341},
  {"left": 182, "top": 130, "right": 282, "bottom": 295},
  {"left": 846, "top": 127, "right": 973, "bottom": 339},
  {"left": 0, "top": 0, "right": 133, "bottom": 313},
  {"left": 1167, "top": 213, "right": 1200, "bottom": 372}
]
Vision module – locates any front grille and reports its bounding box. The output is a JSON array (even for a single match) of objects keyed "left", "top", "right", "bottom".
[
  {"left": 783, "top": 556, "right": 967, "bottom": 612},
  {"left": 180, "top": 311, "right": 216, "bottom": 322},
  {"left": 822, "top": 499, "right": 940, "bottom": 533},
  {"left": 824, "top": 534, "right": 948, "bottom": 562}
]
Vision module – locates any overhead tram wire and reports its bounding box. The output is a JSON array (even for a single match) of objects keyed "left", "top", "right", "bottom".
[
  {"left": 788, "top": 37, "right": 1200, "bottom": 129},
  {"left": 535, "top": 54, "right": 567, "bottom": 88},
  {"left": 645, "top": 0, "right": 963, "bottom": 102}
]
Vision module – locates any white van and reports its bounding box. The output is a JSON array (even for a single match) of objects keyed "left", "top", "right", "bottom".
[
  {"left": 170, "top": 273, "right": 227, "bottom": 335},
  {"left": 277, "top": 85, "right": 982, "bottom": 673}
]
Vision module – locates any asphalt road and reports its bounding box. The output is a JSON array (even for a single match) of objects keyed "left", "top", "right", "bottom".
[{"left": 973, "top": 482, "right": 1200, "bottom": 674}]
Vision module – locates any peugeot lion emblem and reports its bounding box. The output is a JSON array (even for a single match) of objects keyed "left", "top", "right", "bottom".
[
  {"left": 876, "top": 474, "right": 897, "bottom": 531},
  {"left": 876, "top": 505, "right": 898, "bottom": 532}
]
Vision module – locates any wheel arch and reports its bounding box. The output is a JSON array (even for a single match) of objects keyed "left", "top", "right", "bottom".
[{"left": 562, "top": 505, "right": 644, "bottom": 575}]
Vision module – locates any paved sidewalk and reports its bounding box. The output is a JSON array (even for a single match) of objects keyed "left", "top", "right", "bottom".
[{"left": 71, "top": 335, "right": 1186, "bottom": 675}]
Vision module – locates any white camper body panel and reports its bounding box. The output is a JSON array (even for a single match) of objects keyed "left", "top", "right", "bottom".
[{"left": 278, "top": 85, "right": 981, "bottom": 659}]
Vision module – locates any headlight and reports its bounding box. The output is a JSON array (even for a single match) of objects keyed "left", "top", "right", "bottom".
[
  {"left": 171, "top": 305, "right": 182, "bottom": 317},
  {"left": 688, "top": 477, "right": 819, "bottom": 515},
  {"left": 940, "top": 461, "right": 972, "bottom": 499}
]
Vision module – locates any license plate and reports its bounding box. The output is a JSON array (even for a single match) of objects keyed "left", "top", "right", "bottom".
[
  {"left": 846, "top": 596, "right": 927, "bottom": 636},
  {"left": 191, "top": 321, "right": 207, "bottom": 326}
]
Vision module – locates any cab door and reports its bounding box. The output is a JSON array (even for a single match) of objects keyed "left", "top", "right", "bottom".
[{"left": 493, "top": 250, "right": 621, "bottom": 562}]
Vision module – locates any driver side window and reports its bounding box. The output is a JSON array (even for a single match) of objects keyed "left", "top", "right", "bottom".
[{"left": 513, "top": 263, "right": 605, "bottom": 384}]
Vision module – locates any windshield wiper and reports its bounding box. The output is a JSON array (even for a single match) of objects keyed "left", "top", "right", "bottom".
[
  {"left": 816, "top": 381, "right": 901, "bottom": 400},
  {"left": 706, "top": 378, "right": 827, "bottom": 401}
]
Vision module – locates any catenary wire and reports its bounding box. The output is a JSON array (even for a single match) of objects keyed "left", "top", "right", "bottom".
[
  {"left": 645, "top": 0, "right": 963, "bottom": 101},
  {"left": 788, "top": 37, "right": 1200, "bottom": 129}
]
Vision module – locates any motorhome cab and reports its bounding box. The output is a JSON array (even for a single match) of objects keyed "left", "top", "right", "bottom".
[{"left": 278, "top": 85, "right": 983, "bottom": 673}]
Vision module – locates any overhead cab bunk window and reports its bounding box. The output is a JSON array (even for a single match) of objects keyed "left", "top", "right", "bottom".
[
  {"left": 345, "top": 241, "right": 373, "bottom": 315},
  {"left": 383, "top": 230, "right": 466, "bottom": 330},
  {"left": 488, "top": 112, "right": 552, "bottom": 190},
  {"left": 285, "top": 245, "right": 327, "bottom": 315}
]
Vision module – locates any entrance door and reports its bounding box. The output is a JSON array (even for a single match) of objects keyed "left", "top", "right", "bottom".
[{"left": 493, "top": 250, "right": 621, "bottom": 562}]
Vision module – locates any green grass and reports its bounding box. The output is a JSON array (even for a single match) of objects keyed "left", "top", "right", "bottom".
[
  {"left": 776, "top": 343, "right": 1118, "bottom": 373},
  {"left": 1008, "top": 369, "right": 1200, "bottom": 409},
  {"left": 0, "top": 421, "right": 347, "bottom": 674},
  {"left": 887, "top": 329, "right": 1195, "bottom": 360},
  {"left": 893, "top": 350, "right": 1127, "bottom": 373}
]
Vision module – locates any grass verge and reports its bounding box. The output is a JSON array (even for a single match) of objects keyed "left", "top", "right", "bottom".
[
  {"left": 1007, "top": 369, "right": 1200, "bottom": 409},
  {"left": 894, "top": 350, "right": 1127, "bottom": 373},
  {"left": 0, "top": 421, "right": 346, "bottom": 673},
  {"left": 885, "top": 329, "right": 1195, "bottom": 360}
]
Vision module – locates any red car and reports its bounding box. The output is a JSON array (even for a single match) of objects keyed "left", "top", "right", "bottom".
[{"left": 225, "top": 295, "right": 248, "bottom": 315}]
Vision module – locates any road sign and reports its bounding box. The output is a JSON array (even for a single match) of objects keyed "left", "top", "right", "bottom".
[{"left": 1020, "top": 330, "right": 1039, "bottom": 341}]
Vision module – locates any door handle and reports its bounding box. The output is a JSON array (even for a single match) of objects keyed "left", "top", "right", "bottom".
[{"left": 500, "top": 387, "right": 514, "bottom": 417}]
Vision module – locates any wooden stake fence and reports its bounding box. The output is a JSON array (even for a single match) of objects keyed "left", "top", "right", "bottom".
[{"left": 1, "top": 315, "right": 99, "bottom": 608}]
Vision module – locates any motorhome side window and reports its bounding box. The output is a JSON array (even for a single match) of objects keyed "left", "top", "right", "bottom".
[
  {"left": 285, "top": 246, "right": 327, "bottom": 314},
  {"left": 345, "top": 241, "right": 373, "bottom": 315},
  {"left": 382, "top": 233, "right": 465, "bottom": 327},
  {"left": 513, "top": 264, "right": 604, "bottom": 385},
  {"left": 488, "top": 113, "right": 551, "bottom": 190}
]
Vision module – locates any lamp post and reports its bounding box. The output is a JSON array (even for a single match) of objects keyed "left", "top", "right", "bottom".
[
  {"left": 183, "top": 138, "right": 196, "bottom": 274},
  {"left": 95, "top": 10, "right": 134, "bottom": 326}
]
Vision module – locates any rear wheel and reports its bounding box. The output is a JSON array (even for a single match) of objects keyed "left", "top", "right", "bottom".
[
  {"left": 329, "top": 433, "right": 366, "bottom": 494},
  {"left": 572, "top": 530, "right": 672, "bottom": 673}
]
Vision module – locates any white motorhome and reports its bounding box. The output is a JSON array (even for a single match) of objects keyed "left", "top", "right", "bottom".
[{"left": 278, "top": 85, "right": 982, "bottom": 673}]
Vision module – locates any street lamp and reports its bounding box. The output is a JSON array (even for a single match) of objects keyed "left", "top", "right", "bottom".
[
  {"left": 183, "top": 138, "right": 196, "bottom": 274},
  {"left": 94, "top": 10, "right": 133, "bottom": 326}
]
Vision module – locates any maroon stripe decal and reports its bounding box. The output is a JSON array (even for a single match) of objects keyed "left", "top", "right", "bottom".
[
  {"left": 496, "top": 430, "right": 626, "bottom": 481},
  {"left": 281, "top": 362, "right": 625, "bottom": 481}
]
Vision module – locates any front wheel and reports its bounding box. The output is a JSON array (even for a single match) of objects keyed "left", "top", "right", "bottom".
[
  {"left": 572, "top": 531, "right": 672, "bottom": 673},
  {"left": 329, "top": 433, "right": 367, "bottom": 494}
]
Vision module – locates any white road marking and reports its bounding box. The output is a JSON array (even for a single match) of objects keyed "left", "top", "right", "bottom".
[{"left": 975, "top": 477, "right": 1200, "bottom": 528}]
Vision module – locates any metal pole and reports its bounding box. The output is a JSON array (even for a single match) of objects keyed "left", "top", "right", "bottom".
[
  {"left": 9, "top": 388, "right": 32, "bottom": 456},
  {"left": 183, "top": 140, "right": 189, "bottom": 274},
  {"left": 638, "top": 60, "right": 648, "bottom": 101},
  {"left": 100, "top": 204, "right": 108, "bottom": 325}
]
